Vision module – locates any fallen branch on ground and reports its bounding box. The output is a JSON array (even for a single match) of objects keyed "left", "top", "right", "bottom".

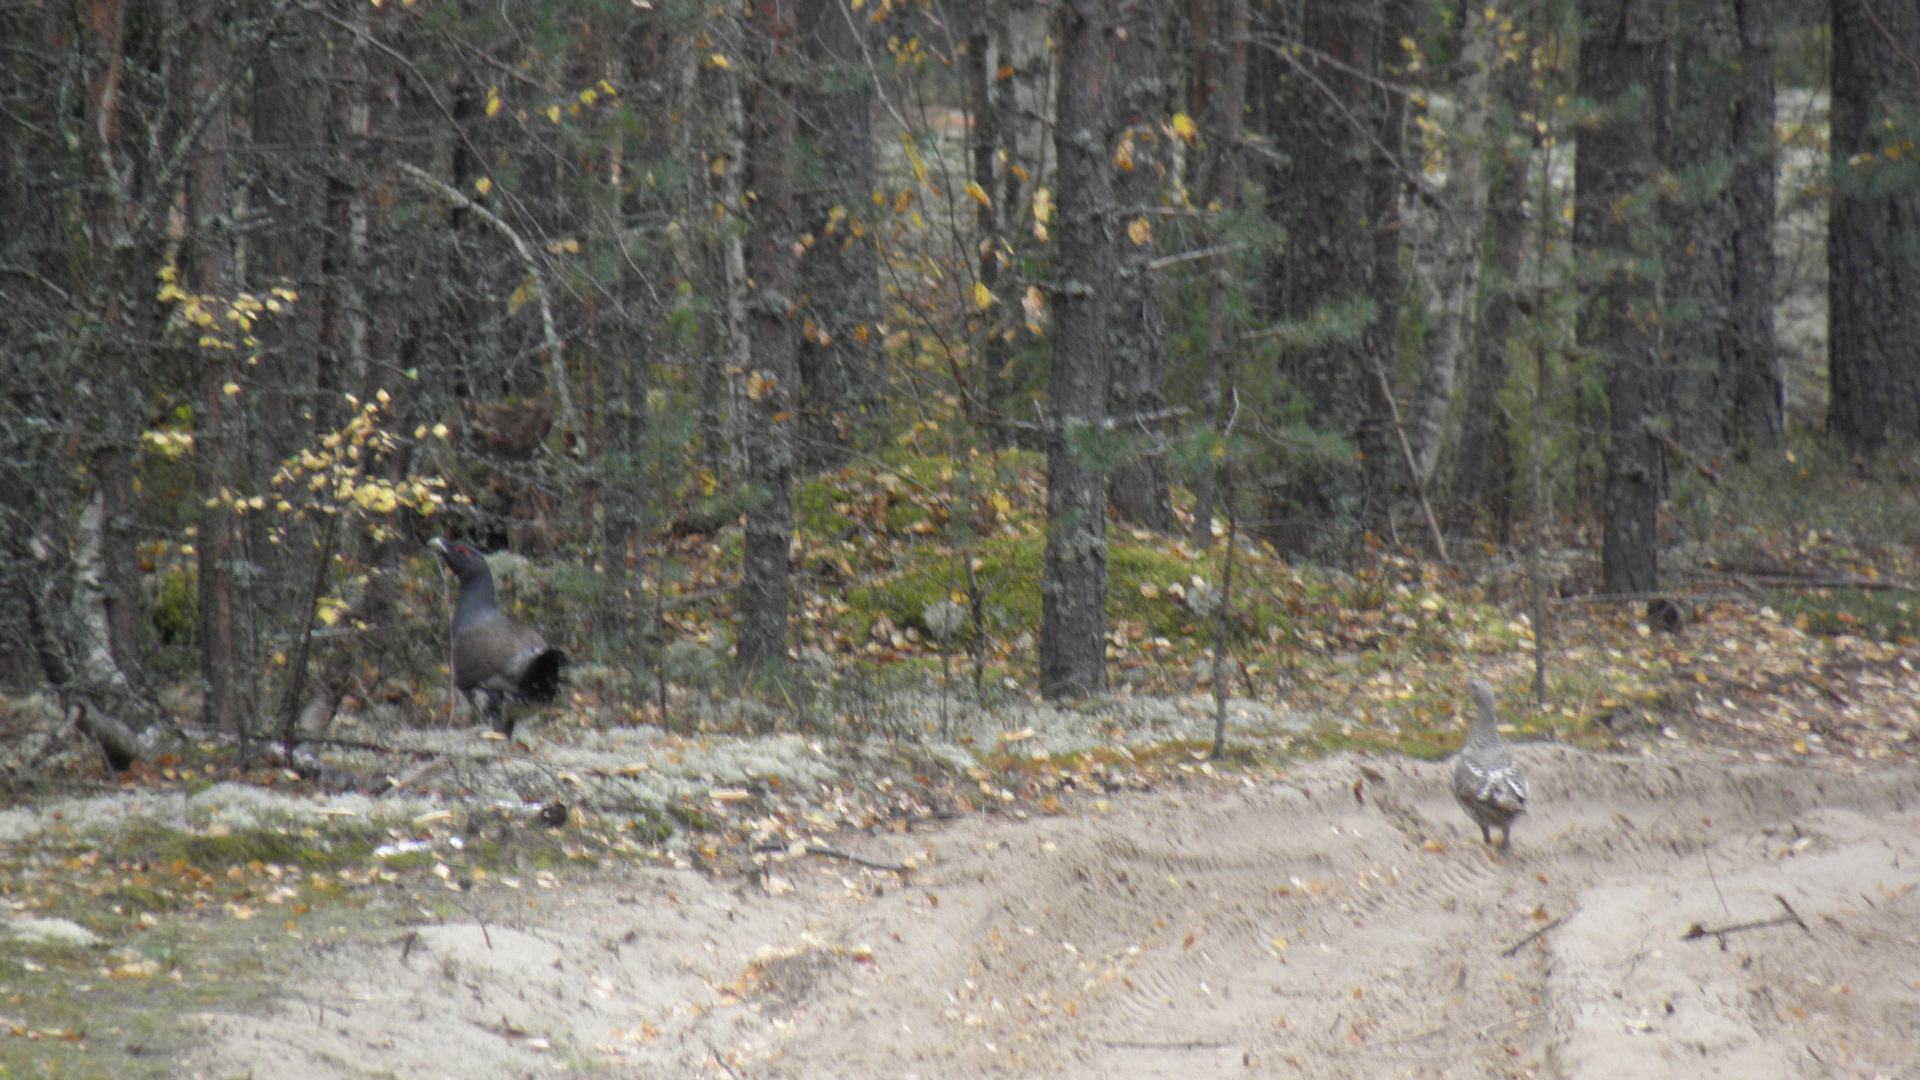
[
  {"left": 1499, "top": 914, "right": 1569, "bottom": 957},
  {"left": 753, "top": 842, "right": 910, "bottom": 873},
  {"left": 1682, "top": 894, "right": 1809, "bottom": 949}
]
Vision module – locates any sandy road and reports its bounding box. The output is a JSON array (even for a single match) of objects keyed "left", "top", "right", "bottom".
[{"left": 195, "top": 745, "right": 1920, "bottom": 1079}]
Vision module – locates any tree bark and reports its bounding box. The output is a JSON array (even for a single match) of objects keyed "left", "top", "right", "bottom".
[
  {"left": 1105, "top": 1, "right": 1173, "bottom": 533},
  {"left": 1576, "top": 0, "right": 1667, "bottom": 595},
  {"left": 184, "top": 0, "right": 249, "bottom": 734},
  {"left": 1827, "top": 0, "right": 1920, "bottom": 451},
  {"left": 1188, "top": 0, "right": 1248, "bottom": 548},
  {"left": 967, "top": 0, "right": 1016, "bottom": 447},
  {"left": 1664, "top": 0, "right": 1780, "bottom": 458},
  {"left": 1406, "top": 10, "right": 1496, "bottom": 485},
  {"left": 1451, "top": 44, "right": 1534, "bottom": 538},
  {"left": 1039, "top": 0, "right": 1115, "bottom": 700},
  {"left": 796, "top": 0, "right": 879, "bottom": 468},
  {"left": 1251, "top": 0, "right": 1407, "bottom": 559},
  {"left": 736, "top": 0, "right": 802, "bottom": 672},
  {"left": 1725, "top": 0, "right": 1780, "bottom": 455},
  {"left": 79, "top": 0, "right": 145, "bottom": 677}
]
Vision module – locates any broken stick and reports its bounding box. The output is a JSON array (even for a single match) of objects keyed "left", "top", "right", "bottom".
[{"left": 1682, "top": 894, "right": 1810, "bottom": 949}]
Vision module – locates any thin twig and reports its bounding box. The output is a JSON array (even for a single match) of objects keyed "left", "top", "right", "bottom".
[
  {"left": 1364, "top": 353, "right": 1451, "bottom": 565},
  {"left": 1499, "top": 914, "right": 1568, "bottom": 957},
  {"left": 705, "top": 1040, "right": 745, "bottom": 1080},
  {"left": 381, "top": 754, "right": 449, "bottom": 797},
  {"left": 1146, "top": 242, "right": 1244, "bottom": 272},
  {"left": 754, "top": 843, "right": 910, "bottom": 873},
  {"left": 1682, "top": 895, "right": 1811, "bottom": 949},
  {"left": 395, "top": 162, "right": 577, "bottom": 444}
]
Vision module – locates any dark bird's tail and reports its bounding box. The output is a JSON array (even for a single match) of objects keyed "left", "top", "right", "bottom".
[{"left": 518, "top": 648, "right": 567, "bottom": 703}]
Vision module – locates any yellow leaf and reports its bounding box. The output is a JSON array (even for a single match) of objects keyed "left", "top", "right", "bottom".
[
  {"left": 485, "top": 88, "right": 502, "bottom": 119},
  {"left": 973, "top": 282, "right": 995, "bottom": 310},
  {"left": 223, "top": 382, "right": 241, "bottom": 396},
  {"left": 1021, "top": 284, "right": 1045, "bottom": 325},
  {"left": 709, "top": 53, "right": 731, "bottom": 70},
  {"left": 1113, "top": 133, "right": 1136, "bottom": 172},
  {"left": 474, "top": 176, "right": 492, "bottom": 195},
  {"left": 546, "top": 104, "right": 561, "bottom": 124},
  {"left": 1127, "top": 217, "right": 1153, "bottom": 246},
  {"left": 965, "top": 180, "right": 991, "bottom": 207},
  {"left": 1170, "top": 112, "right": 1198, "bottom": 142},
  {"left": 579, "top": 88, "right": 599, "bottom": 106},
  {"left": 1031, "top": 187, "right": 1052, "bottom": 224}
]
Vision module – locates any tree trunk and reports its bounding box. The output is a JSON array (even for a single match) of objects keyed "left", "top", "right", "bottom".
[
  {"left": 1406, "top": 10, "right": 1496, "bottom": 485},
  {"left": 1664, "top": 0, "right": 1779, "bottom": 459},
  {"left": 1725, "top": 0, "right": 1780, "bottom": 455},
  {"left": 967, "top": 0, "right": 1016, "bottom": 447},
  {"left": 1663, "top": 1, "right": 1739, "bottom": 458},
  {"left": 79, "top": 0, "right": 144, "bottom": 677},
  {"left": 736, "top": 0, "right": 801, "bottom": 672},
  {"left": 1451, "top": 45, "right": 1534, "bottom": 538},
  {"left": 1251, "top": 0, "right": 1406, "bottom": 560},
  {"left": 1105, "top": 1, "right": 1173, "bottom": 533},
  {"left": 184, "top": 0, "right": 249, "bottom": 734},
  {"left": 1188, "top": 0, "right": 1248, "bottom": 548},
  {"left": 1827, "top": 0, "right": 1920, "bottom": 451},
  {"left": 796, "top": 0, "right": 879, "bottom": 469},
  {"left": 1039, "top": 0, "right": 1115, "bottom": 701},
  {"left": 1576, "top": 0, "right": 1667, "bottom": 595}
]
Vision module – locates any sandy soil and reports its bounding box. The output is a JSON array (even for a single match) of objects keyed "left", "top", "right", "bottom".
[{"left": 189, "top": 745, "right": 1920, "bottom": 1079}]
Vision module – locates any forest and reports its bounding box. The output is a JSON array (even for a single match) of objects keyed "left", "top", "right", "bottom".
[{"left": 2, "top": 0, "right": 1920, "bottom": 1076}]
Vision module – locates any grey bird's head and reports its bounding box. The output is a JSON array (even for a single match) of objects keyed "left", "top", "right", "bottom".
[
  {"left": 1468, "top": 678, "right": 1500, "bottom": 732},
  {"left": 1469, "top": 678, "right": 1496, "bottom": 715}
]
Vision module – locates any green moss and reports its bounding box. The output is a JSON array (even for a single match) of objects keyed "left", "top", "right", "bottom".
[
  {"left": 1772, "top": 587, "right": 1920, "bottom": 642},
  {"left": 797, "top": 478, "right": 857, "bottom": 536},
  {"left": 147, "top": 825, "right": 376, "bottom": 874},
  {"left": 152, "top": 567, "right": 197, "bottom": 643},
  {"left": 847, "top": 531, "right": 1299, "bottom": 655},
  {"left": 625, "top": 807, "right": 676, "bottom": 845},
  {"left": 378, "top": 850, "right": 440, "bottom": 873},
  {"left": 664, "top": 802, "right": 717, "bottom": 833}
]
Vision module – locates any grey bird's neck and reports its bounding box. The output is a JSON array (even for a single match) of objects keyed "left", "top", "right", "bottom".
[
  {"left": 453, "top": 571, "right": 499, "bottom": 628},
  {"left": 1466, "top": 681, "right": 1503, "bottom": 748},
  {"left": 1467, "top": 712, "right": 1504, "bottom": 748}
]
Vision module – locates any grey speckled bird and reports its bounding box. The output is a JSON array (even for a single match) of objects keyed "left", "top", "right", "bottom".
[{"left": 1451, "top": 679, "right": 1529, "bottom": 850}]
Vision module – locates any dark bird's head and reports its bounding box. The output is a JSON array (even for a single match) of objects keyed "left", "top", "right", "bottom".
[
  {"left": 430, "top": 537, "right": 492, "bottom": 585},
  {"left": 430, "top": 537, "right": 501, "bottom": 625}
]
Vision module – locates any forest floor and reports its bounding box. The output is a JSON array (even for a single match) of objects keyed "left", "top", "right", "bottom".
[
  {"left": 181, "top": 738, "right": 1920, "bottom": 1080},
  {"left": 6, "top": 457, "right": 1920, "bottom": 1079},
  {"left": 1, "top": 576, "right": 1918, "bottom": 1079}
]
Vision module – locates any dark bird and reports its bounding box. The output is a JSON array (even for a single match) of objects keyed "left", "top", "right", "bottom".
[
  {"left": 429, "top": 537, "right": 567, "bottom": 737},
  {"left": 1451, "top": 678, "right": 1530, "bottom": 850}
]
